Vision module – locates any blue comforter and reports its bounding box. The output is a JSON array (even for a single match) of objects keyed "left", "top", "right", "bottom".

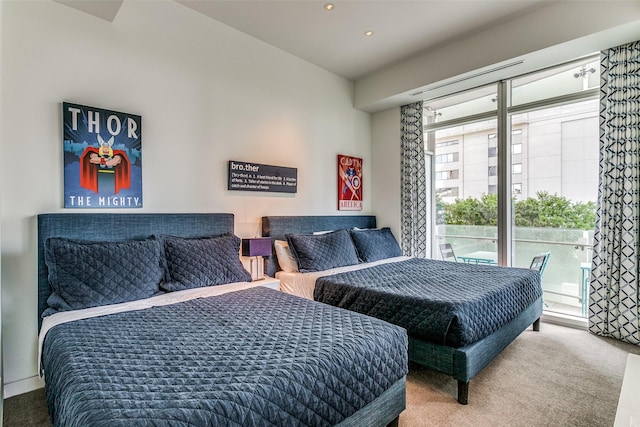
[
  {"left": 314, "top": 258, "right": 542, "bottom": 348},
  {"left": 42, "top": 287, "right": 408, "bottom": 426}
]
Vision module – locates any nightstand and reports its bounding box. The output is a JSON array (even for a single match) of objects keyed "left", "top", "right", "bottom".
[{"left": 256, "top": 276, "right": 280, "bottom": 291}]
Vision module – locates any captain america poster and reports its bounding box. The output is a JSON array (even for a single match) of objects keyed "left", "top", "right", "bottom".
[
  {"left": 62, "top": 102, "right": 142, "bottom": 208},
  {"left": 337, "top": 154, "right": 362, "bottom": 211}
]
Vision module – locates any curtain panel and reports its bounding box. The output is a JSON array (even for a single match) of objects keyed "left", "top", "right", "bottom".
[
  {"left": 400, "top": 101, "right": 428, "bottom": 258},
  {"left": 589, "top": 40, "right": 640, "bottom": 345}
]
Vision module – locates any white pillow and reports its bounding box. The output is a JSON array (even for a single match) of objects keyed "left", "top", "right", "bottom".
[
  {"left": 274, "top": 240, "right": 299, "bottom": 272},
  {"left": 312, "top": 230, "right": 333, "bottom": 235}
]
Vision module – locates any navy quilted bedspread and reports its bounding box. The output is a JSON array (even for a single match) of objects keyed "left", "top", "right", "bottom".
[
  {"left": 314, "top": 258, "right": 542, "bottom": 348},
  {"left": 42, "top": 287, "right": 408, "bottom": 427}
]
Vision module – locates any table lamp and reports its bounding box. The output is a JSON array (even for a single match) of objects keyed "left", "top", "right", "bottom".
[{"left": 241, "top": 237, "right": 272, "bottom": 280}]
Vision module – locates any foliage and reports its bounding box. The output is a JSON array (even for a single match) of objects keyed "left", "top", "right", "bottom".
[
  {"left": 444, "top": 193, "right": 498, "bottom": 226},
  {"left": 439, "top": 191, "right": 596, "bottom": 230}
]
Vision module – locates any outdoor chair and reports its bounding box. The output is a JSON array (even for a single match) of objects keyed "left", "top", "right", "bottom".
[
  {"left": 530, "top": 252, "right": 551, "bottom": 307},
  {"left": 529, "top": 252, "right": 551, "bottom": 277},
  {"left": 439, "top": 243, "right": 458, "bottom": 262}
]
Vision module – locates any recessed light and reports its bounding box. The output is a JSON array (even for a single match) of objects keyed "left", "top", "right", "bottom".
[
  {"left": 364, "top": 30, "right": 374, "bottom": 36},
  {"left": 324, "top": 3, "right": 334, "bottom": 11}
]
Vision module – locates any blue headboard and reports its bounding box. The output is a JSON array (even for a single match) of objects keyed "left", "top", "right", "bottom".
[
  {"left": 37, "top": 213, "right": 234, "bottom": 329},
  {"left": 261, "top": 215, "right": 376, "bottom": 277}
]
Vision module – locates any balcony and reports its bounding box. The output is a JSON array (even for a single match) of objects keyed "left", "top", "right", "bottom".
[{"left": 437, "top": 225, "right": 592, "bottom": 318}]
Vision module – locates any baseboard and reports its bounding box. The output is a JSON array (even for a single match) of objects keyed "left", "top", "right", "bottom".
[
  {"left": 4, "top": 376, "right": 44, "bottom": 399},
  {"left": 541, "top": 311, "right": 588, "bottom": 330}
]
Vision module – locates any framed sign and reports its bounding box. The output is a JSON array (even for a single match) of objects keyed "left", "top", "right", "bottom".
[
  {"left": 337, "top": 154, "right": 362, "bottom": 210},
  {"left": 62, "top": 102, "right": 142, "bottom": 208},
  {"left": 228, "top": 160, "right": 297, "bottom": 193}
]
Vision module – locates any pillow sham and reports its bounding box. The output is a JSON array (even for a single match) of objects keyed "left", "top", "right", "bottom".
[
  {"left": 160, "top": 233, "right": 251, "bottom": 291},
  {"left": 274, "top": 240, "right": 299, "bottom": 273},
  {"left": 44, "top": 236, "right": 164, "bottom": 314},
  {"left": 286, "top": 229, "right": 360, "bottom": 273},
  {"left": 349, "top": 227, "right": 403, "bottom": 262}
]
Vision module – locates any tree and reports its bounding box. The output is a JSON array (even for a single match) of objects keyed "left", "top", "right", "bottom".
[{"left": 440, "top": 191, "right": 596, "bottom": 229}]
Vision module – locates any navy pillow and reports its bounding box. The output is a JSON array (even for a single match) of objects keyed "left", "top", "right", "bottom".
[
  {"left": 44, "top": 237, "right": 164, "bottom": 314},
  {"left": 160, "top": 233, "right": 251, "bottom": 291},
  {"left": 350, "top": 227, "right": 403, "bottom": 262},
  {"left": 286, "top": 229, "right": 360, "bottom": 273}
]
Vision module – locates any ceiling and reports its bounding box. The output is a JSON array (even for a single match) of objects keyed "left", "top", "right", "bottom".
[{"left": 56, "top": 0, "right": 549, "bottom": 81}]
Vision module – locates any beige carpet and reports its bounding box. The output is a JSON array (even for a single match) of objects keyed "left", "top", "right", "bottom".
[
  {"left": 400, "top": 322, "right": 640, "bottom": 427},
  {"left": 4, "top": 323, "right": 640, "bottom": 426}
]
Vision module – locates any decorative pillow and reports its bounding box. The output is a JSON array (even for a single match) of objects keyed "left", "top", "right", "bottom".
[
  {"left": 286, "top": 229, "right": 360, "bottom": 273},
  {"left": 44, "top": 237, "right": 164, "bottom": 314},
  {"left": 160, "top": 233, "right": 251, "bottom": 291},
  {"left": 350, "top": 227, "right": 403, "bottom": 262},
  {"left": 274, "top": 240, "right": 299, "bottom": 273}
]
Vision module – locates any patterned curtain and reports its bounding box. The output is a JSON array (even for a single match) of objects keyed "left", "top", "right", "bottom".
[
  {"left": 400, "top": 101, "right": 428, "bottom": 257},
  {"left": 589, "top": 40, "right": 640, "bottom": 345}
]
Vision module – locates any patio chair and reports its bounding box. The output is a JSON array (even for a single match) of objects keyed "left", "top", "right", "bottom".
[
  {"left": 530, "top": 252, "right": 551, "bottom": 307},
  {"left": 529, "top": 252, "right": 551, "bottom": 277},
  {"left": 439, "top": 243, "right": 458, "bottom": 262}
]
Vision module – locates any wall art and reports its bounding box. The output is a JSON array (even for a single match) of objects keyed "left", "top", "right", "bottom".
[
  {"left": 337, "top": 154, "right": 362, "bottom": 210},
  {"left": 62, "top": 102, "right": 142, "bottom": 208}
]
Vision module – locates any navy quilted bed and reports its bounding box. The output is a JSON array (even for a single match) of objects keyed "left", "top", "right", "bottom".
[
  {"left": 313, "top": 258, "right": 542, "bottom": 348},
  {"left": 42, "top": 287, "right": 408, "bottom": 427}
]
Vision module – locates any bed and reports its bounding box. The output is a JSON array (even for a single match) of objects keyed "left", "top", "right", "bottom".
[
  {"left": 37, "top": 213, "right": 408, "bottom": 426},
  {"left": 262, "top": 215, "right": 543, "bottom": 405}
]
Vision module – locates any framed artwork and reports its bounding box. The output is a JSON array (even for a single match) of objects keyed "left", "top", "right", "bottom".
[
  {"left": 228, "top": 160, "right": 297, "bottom": 193},
  {"left": 62, "top": 102, "right": 142, "bottom": 208},
  {"left": 337, "top": 154, "right": 363, "bottom": 210}
]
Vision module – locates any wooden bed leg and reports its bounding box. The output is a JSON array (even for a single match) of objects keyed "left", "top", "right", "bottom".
[
  {"left": 533, "top": 318, "right": 541, "bottom": 331},
  {"left": 457, "top": 380, "right": 469, "bottom": 405},
  {"left": 386, "top": 415, "right": 400, "bottom": 427}
]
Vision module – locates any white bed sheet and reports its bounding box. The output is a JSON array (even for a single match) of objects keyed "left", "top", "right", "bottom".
[
  {"left": 38, "top": 280, "right": 263, "bottom": 376},
  {"left": 276, "top": 256, "right": 410, "bottom": 300}
]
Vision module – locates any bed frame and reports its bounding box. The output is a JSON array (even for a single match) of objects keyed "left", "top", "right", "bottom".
[
  {"left": 262, "top": 215, "right": 543, "bottom": 405},
  {"left": 37, "top": 213, "right": 405, "bottom": 427}
]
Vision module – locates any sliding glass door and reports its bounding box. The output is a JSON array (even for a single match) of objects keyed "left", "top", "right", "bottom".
[
  {"left": 425, "top": 56, "right": 600, "bottom": 318},
  {"left": 428, "top": 86, "right": 498, "bottom": 265}
]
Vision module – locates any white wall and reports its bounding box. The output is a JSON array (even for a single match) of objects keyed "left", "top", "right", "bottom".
[
  {"left": 0, "top": 0, "right": 371, "bottom": 396},
  {"left": 371, "top": 108, "right": 400, "bottom": 237}
]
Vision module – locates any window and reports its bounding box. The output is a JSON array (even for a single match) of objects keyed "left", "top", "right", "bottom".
[
  {"left": 436, "top": 170, "right": 459, "bottom": 180},
  {"left": 513, "top": 183, "right": 522, "bottom": 194},
  {"left": 512, "top": 163, "right": 522, "bottom": 174},
  {"left": 424, "top": 54, "right": 599, "bottom": 320},
  {"left": 436, "top": 140, "right": 459, "bottom": 148},
  {"left": 435, "top": 153, "right": 459, "bottom": 164},
  {"left": 436, "top": 187, "right": 459, "bottom": 197}
]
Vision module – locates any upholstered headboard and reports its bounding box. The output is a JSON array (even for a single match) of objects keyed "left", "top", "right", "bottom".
[
  {"left": 261, "top": 215, "right": 376, "bottom": 277},
  {"left": 37, "top": 213, "right": 234, "bottom": 329}
]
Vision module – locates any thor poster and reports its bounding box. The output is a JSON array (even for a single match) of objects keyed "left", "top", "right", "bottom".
[
  {"left": 337, "top": 154, "right": 362, "bottom": 211},
  {"left": 62, "top": 102, "right": 142, "bottom": 208}
]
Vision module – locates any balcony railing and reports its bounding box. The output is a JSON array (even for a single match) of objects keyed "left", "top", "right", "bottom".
[{"left": 437, "top": 225, "right": 593, "bottom": 318}]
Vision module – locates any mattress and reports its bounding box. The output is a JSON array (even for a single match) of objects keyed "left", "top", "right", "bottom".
[
  {"left": 312, "top": 258, "right": 543, "bottom": 348},
  {"left": 276, "top": 256, "right": 410, "bottom": 300},
  {"left": 41, "top": 286, "right": 408, "bottom": 426}
]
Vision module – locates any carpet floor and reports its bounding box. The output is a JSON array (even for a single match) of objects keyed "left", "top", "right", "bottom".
[{"left": 4, "top": 322, "right": 640, "bottom": 426}]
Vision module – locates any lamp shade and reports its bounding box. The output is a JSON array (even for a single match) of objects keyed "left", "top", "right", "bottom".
[{"left": 241, "top": 237, "right": 272, "bottom": 257}]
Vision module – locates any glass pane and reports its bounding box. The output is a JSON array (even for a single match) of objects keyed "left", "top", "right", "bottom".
[
  {"left": 510, "top": 98, "right": 599, "bottom": 318},
  {"left": 511, "top": 56, "right": 599, "bottom": 106},
  {"left": 433, "top": 118, "right": 498, "bottom": 265},
  {"left": 424, "top": 85, "right": 497, "bottom": 124}
]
